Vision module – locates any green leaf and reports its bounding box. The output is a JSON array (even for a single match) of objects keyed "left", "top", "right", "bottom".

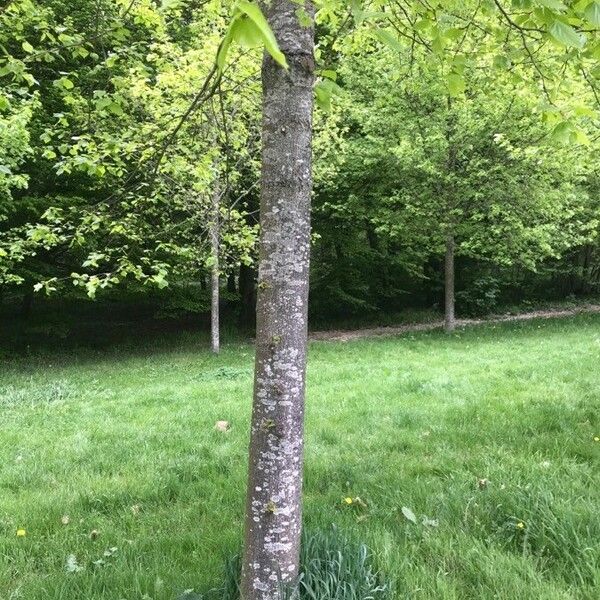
[
  {"left": 321, "top": 69, "right": 337, "bottom": 81},
  {"left": 160, "top": 0, "right": 183, "bottom": 11},
  {"left": 216, "top": 30, "right": 234, "bottom": 71},
  {"left": 537, "top": 0, "right": 567, "bottom": 11},
  {"left": 55, "top": 77, "right": 75, "bottom": 90},
  {"left": 22, "top": 40, "right": 34, "bottom": 53},
  {"left": 549, "top": 20, "right": 585, "bottom": 48},
  {"left": 315, "top": 83, "right": 331, "bottom": 111},
  {"left": 217, "top": 1, "right": 288, "bottom": 71},
  {"left": 315, "top": 79, "right": 340, "bottom": 111},
  {"left": 447, "top": 72, "right": 466, "bottom": 96},
  {"left": 231, "top": 16, "right": 264, "bottom": 49},
  {"left": 443, "top": 27, "right": 463, "bottom": 41},
  {"left": 235, "top": 1, "right": 288, "bottom": 69},
  {"left": 573, "top": 104, "right": 597, "bottom": 117},
  {"left": 584, "top": 1, "right": 600, "bottom": 26},
  {"left": 493, "top": 55, "right": 510, "bottom": 69},
  {"left": 296, "top": 7, "right": 312, "bottom": 28},
  {"left": 572, "top": 127, "right": 590, "bottom": 145},
  {"left": 375, "top": 29, "right": 403, "bottom": 53},
  {"left": 551, "top": 120, "right": 573, "bottom": 143},
  {"left": 414, "top": 18, "right": 432, "bottom": 31},
  {"left": 107, "top": 102, "right": 124, "bottom": 115}
]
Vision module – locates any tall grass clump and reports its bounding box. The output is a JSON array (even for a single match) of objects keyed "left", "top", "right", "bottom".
[{"left": 214, "top": 527, "right": 391, "bottom": 600}]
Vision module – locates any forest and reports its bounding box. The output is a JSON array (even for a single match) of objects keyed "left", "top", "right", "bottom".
[{"left": 0, "top": 1, "right": 599, "bottom": 599}]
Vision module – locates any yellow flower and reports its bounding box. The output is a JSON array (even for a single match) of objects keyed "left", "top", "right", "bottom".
[
  {"left": 516, "top": 521, "right": 525, "bottom": 529},
  {"left": 343, "top": 497, "right": 353, "bottom": 505},
  {"left": 16, "top": 528, "right": 26, "bottom": 537}
]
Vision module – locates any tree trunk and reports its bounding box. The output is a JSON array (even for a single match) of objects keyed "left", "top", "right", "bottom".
[
  {"left": 443, "top": 95, "right": 457, "bottom": 334},
  {"left": 227, "top": 272, "right": 237, "bottom": 294},
  {"left": 21, "top": 285, "right": 34, "bottom": 320},
  {"left": 241, "top": 3, "right": 315, "bottom": 599},
  {"left": 210, "top": 181, "right": 220, "bottom": 354},
  {"left": 444, "top": 234, "right": 455, "bottom": 333},
  {"left": 238, "top": 263, "right": 257, "bottom": 330}
]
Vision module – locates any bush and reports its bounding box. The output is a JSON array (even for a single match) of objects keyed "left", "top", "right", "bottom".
[{"left": 456, "top": 274, "right": 502, "bottom": 316}]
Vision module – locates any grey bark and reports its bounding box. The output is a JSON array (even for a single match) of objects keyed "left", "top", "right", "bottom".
[
  {"left": 210, "top": 180, "right": 220, "bottom": 354},
  {"left": 241, "top": 3, "right": 315, "bottom": 599},
  {"left": 444, "top": 234, "right": 455, "bottom": 333},
  {"left": 444, "top": 95, "right": 457, "bottom": 334}
]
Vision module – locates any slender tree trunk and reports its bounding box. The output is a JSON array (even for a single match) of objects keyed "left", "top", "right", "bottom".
[
  {"left": 241, "top": 3, "right": 315, "bottom": 599},
  {"left": 443, "top": 95, "right": 457, "bottom": 334},
  {"left": 444, "top": 234, "right": 455, "bottom": 333},
  {"left": 227, "top": 272, "right": 237, "bottom": 294},
  {"left": 210, "top": 181, "right": 220, "bottom": 354},
  {"left": 21, "top": 285, "right": 34, "bottom": 320},
  {"left": 238, "top": 263, "right": 257, "bottom": 329}
]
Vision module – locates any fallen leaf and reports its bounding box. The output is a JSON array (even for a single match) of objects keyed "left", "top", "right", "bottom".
[
  {"left": 422, "top": 516, "right": 439, "bottom": 527},
  {"left": 354, "top": 496, "right": 368, "bottom": 509},
  {"left": 215, "top": 420, "right": 230, "bottom": 432},
  {"left": 66, "top": 554, "right": 83, "bottom": 573},
  {"left": 401, "top": 506, "right": 417, "bottom": 523},
  {"left": 177, "top": 590, "right": 202, "bottom": 600}
]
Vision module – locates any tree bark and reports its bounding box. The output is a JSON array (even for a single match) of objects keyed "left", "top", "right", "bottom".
[
  {"left": 444, "top": 234, "right": 456, "bottom": 333},
  {"left": 21, "top": 285, "right": 34, "bottom": 320},
  {"left": 241, "top": 3, "right": 315, "bottom": 599},
  {"left": 239, "top": 263, "right": 257, "bottom": 330},
  {"left": 443, "top": 95, "right": 457, "bottom": 334},
  {"left": 210, "top": 180, "right": 220, "bottom": 354},
  {"left": 227, "top": 272, "right": 237, "bottom": 294}
]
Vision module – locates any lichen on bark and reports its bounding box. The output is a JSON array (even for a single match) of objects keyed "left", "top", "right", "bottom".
[{"left": 240, "top": 2, "right": 315, "bottom": 599}]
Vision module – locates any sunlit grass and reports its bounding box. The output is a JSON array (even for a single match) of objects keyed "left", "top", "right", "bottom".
[{"left": 1, "top": 314, "right": 599, "bottom": 599}]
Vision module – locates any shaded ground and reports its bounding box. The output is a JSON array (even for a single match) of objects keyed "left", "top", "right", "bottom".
[{"left": 311, "top": 303, "right": 600, "bottom": 341}]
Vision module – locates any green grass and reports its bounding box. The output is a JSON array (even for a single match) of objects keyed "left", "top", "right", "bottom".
[{"left": 1, "top": 314, "right": 599, "bottom": 599}]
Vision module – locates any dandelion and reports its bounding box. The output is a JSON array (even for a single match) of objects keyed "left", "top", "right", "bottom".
[
  {"left": 516, "top": 521, "right": 525, "bottom": 529},
  {"left": 343, "top": 497, "right": 353, "bottom": 505},
  {"left": 16, "top": 528, "right": 26, "bottom": 537}
]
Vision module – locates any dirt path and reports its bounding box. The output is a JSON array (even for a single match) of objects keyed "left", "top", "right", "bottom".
[{"left": 310, "top": 304, "right": 600, "bottom": 342}]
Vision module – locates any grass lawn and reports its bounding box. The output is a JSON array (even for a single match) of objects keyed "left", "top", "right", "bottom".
[{"left": 1, "top": 314, "right": 599, "bottom": 599}]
